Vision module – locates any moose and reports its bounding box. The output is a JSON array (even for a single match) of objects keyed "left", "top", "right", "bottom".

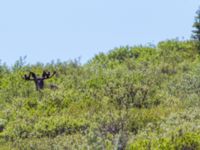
[{"left": 22, "top": 71, "right": 56, "bottom": 90}]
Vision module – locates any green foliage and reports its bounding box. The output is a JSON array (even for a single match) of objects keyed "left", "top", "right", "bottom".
[
  {"left": 127, "top": 108, "right": 200, "bottom": 150},
  {"left": 128, "top": 132, "right": 200, "bottom": 150},
  {"left": 0, "top": 40, "right": 200, "bottom": 149}
]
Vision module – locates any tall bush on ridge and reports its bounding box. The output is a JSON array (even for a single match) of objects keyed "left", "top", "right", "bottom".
[
  {"left": 192, "top": 7, "right": 200, "bottom": 41},
  {"left": 192, "top": 7, "right": 200, "bottom": 51}
]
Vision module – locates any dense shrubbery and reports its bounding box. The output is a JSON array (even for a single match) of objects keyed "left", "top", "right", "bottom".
[{"left": 0, "top": 40, "right": 200, "bottom": 149}]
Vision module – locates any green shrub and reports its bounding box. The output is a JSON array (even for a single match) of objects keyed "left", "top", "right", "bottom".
[{"left": 0, "top": 40, "right": 200, "bottom": 149}]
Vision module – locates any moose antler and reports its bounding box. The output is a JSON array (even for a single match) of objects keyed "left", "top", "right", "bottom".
[{"left": 23, "top": 71, "right": 56, "bottom": 90}]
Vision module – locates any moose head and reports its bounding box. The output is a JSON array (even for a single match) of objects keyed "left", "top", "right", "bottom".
[{"left": 23, "top": 71, "right": 56, "bottom": 90}]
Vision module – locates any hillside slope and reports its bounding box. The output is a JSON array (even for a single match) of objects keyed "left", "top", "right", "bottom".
[{"left": 0, "top": 40, "right": 200, "bottom": 149}]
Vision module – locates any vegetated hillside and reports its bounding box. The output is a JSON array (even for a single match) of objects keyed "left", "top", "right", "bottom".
[{"left": 0, "top": 40, "right": 200, "bottom": 149}]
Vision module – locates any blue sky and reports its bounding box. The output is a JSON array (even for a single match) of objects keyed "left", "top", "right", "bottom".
[{"left": 0, "top": 0, "right": 199, "bottom": 66}]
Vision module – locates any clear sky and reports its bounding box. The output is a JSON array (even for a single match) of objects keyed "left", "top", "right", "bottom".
[{"left": 0, "top": 0, "right": 199, "bottom": 66}]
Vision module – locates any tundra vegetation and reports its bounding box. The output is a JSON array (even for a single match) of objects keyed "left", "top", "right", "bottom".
[{"left": 1, "top": 40, "right": 200, "bottom": 149}]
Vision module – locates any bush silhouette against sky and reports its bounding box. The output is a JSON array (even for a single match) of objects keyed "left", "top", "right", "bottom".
[{"left": 192, "top": 7, "right": 200, "bottom": 41}]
